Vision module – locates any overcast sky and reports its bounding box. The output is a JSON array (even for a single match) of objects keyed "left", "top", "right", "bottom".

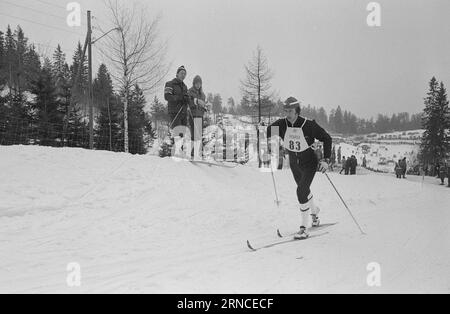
[{"left": 1, "top": 0, "right": 449, "bottom": 118}]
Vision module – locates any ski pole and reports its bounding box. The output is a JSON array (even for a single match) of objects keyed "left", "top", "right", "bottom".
[
  {"left": 269, "top": 158, "right": 281, "bottom": 206},
  {"left": 324, "top": 172, "right": 366, "bottom": 235},
  {"left": 169, "top": 105, "right": 185, "bottom": 130}
]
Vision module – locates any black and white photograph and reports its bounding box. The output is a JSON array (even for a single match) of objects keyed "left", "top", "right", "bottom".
[{"left": 0, "top": 0, "right": 449, "bottom": 298}]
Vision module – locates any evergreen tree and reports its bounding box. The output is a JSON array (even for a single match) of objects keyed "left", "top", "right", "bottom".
[
  {"left": 317, "top": 107, "right": 328, "bottom": 130},
  {"left": 52, "top": 45, "right": 68, "bottom": 83},
  {"left": 0, "top": 30, "right": 5, "bottom": 85},
  {"left": 30, "top": 57, "right": 64, "bottom": 146},
  {"left": 150, "top": 95, "right": 168, "bottom": 134},
  {"left": 238, "top": 95, "right": 253, "bottom": 116},
  {"left": 420, "top": 78, "right": 450, "bottom": 164},
  {"left": 14, "top": 26, "right": 28, "bottom": 93},
  {"left": 212, "top": 93, "right": 223, "bottom": 122},
  {"left": 127, "top": 84, "right": 152, "bottom": 154},
  {"left": 93, "top": 64, "right": 122, "bottom": 151},
  {"left": 334, "top": 106, "right": 344, "bottom": 134},
  {"left": 227, "top": 97, "right": 236, "bottom": 115},
  {"left": 23, "top": 44, "right": 41, "bottom": 90},
  {"left": 4, "top": 26, "right": 15, "bottom": 102},
  {"left": 70, "top": 42, "right": 88, "bottom": 115},
  {"left": 328, "top": 109, "right": 336, "bottom": 132},
  {"left": 52, "top": 45, "right": 72, "bottom": 145},
  {"left": 66, "top": 105, "right": 89, "bottom": 148}
]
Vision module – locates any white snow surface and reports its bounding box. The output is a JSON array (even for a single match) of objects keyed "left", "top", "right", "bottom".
[{"left": 0, "top": 145, "right": 449, "bottom": 293}]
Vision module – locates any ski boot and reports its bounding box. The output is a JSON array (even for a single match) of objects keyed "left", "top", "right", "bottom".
[
  {"left": 311, "top": 206, "right": 321, "bottom": 228},
  {"left": 311, "top": 214, "right": 321, "bottom": 227},
  {"left": 294, "top": 226, "right": 310, "bottom": 240}
]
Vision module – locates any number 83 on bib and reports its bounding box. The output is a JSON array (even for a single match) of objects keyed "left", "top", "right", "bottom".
[{"left": 285, "top": 127, "right": 309, "bottom": 153}]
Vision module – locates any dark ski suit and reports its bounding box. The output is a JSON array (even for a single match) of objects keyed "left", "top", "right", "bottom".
[{"left": 267, "top": 117, "right": 332, "bottom": 205}]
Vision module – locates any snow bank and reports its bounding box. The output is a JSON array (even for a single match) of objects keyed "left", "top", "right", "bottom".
[{"left": 0, "top": 145, "right": 449, "bottom": 293}]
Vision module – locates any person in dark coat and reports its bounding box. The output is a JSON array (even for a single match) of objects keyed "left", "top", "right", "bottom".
[
  {"left": 344, "top": 157, "right": 351, "bottom": 175},
  {"left": 439, "top": 162, "right": 447, "bottom": 185},
  {"left": 434, "top": 162, "right": 440, "bottom": 178},
  {"left": 164, "top": 66, "right": 189, "bottom": 130},
  {"left": 340, "top": 156, "right": 346, "bottom": 174},
  {"left": 447, "top": 164, "right": 450, "bottom": 187},
  {"left": 400, "top": 157, "right": 407, "bottom": 178},
  {"left": 395, "top": 160, "right": 403, "bottom": 179},
  {"left": 187, "top": 75, "right": 207, "bottom": 158},
  {"left": 350, "top": 155, "right": 357, "bottom": 175}
]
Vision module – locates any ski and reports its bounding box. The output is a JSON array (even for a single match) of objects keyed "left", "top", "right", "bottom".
[
  {"left": 277, "top": 223, "right": 338, "bottom": 238},
  {"left": 190, "top": 160, "right": 239, "bottom": 168},
  {"left": 247, "top": 232, "right": 329, "bottom": 252}
]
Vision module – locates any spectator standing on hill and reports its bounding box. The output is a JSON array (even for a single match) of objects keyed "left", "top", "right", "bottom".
[
  {"left": 340, "top": 157, "right": 346, "bottom": 174},
  {"left": 350, "top": 155, "right": 358, "bottom": 175},
  {"left": 345, "top": 157, "right": 351, "bottom": 175},
  {"left": 434, "top": 162, "right": 441, "bottom": 177},
  {"left": 399, "top": 158, "right": 407, "bottom": 179},
  {"left": 165, "top": 66, "right": 189, "bottom": 130},
  {"left": 187, "top": 75, "right": 207, "bottom": 159},
  {"left": 439, "top": 162, "right": 447, "bottom": 185},
  {"left": 395, "top": 160, "right": 403, "bottom": 179},
  {"left": 447, "top": 164, "right": 450, "bottom": 187}
]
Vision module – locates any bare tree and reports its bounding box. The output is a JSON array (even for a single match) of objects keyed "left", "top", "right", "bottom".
[
  {"left": 240, "top": 46, "right": 273, "bottom": 167},
  {"left": 96, "top": 0, "right": 169, "bottom": 152},
  {"left": 240, "top": 45, "right": 274, "bottom": 122}
]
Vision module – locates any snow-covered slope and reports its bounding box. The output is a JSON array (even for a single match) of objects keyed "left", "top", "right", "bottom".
[
  {"left": 0, "top": 146, "right": 449, "bottom": 293},
  {"left": 336, "top": 142, "right": 420, "bottom": 173}
]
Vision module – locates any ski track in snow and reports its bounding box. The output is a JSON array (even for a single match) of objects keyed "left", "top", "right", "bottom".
[{"left": 0, "top": 145, "right": 449, "bottom": 293}]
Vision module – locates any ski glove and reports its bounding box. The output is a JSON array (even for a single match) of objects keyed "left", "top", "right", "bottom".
[{"left": 318, "top": 159, "right": 330, "bottom": 173}]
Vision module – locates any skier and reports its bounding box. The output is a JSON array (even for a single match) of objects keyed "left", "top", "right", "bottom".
[
  {"left": 165, "top": 66, "right": 189, "bottom": 130},
  {"left": 267, "top": 97, "right": 332, "bottom": 240}
]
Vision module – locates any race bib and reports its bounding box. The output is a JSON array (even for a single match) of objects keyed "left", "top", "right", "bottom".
[{"left": 285, "top": 127, "right": 309, "bottom": 153}]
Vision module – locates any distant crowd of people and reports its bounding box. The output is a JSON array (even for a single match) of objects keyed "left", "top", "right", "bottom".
[
  {"left": 339, "top": 155, "right": 358, "bottom": 175},
  {"left": 394, "top": 157, "right": 408, "bottom": 179},
  {"left": 399, "top": 159, "right": 450, "bottom": 187}
]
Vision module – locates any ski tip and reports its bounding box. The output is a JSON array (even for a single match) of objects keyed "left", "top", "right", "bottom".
[
  {"left": 277, "top": 229, "right": 283, "bottom": 238},
  {"left": 246, "top": 240, "right": 256, "bottom": 251}
]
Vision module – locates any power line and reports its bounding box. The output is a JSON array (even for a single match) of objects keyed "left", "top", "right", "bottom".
[
  {"left": 32, "top": 42, "right": 74, "bottom": 55},
  {"left": 34, "top": 0, "right": 67, "bottom": 10},
  {"left": 0, "top": 0, "right": 86, "bottom": 26},
  {"left": 0, "top": 12, "right": 85, "bottom": 36}
]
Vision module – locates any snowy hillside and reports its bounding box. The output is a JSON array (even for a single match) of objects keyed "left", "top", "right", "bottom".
[
  {"left": 336, "top": 142, "right": 420, "bottom": 173},
  {"left": 0, "top": 146, "right": 449, "bottom": 293}
]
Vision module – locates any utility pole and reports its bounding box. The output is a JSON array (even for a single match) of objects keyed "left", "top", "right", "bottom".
[
  {"left": 9, "top": 64, "right": 12, "bottom": 107},
  {"left": 87, "top": 10, "right": 94, "bottom": 149},
  {"left": 107, "top": 97, "right": 112, "bottom": 151}
]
